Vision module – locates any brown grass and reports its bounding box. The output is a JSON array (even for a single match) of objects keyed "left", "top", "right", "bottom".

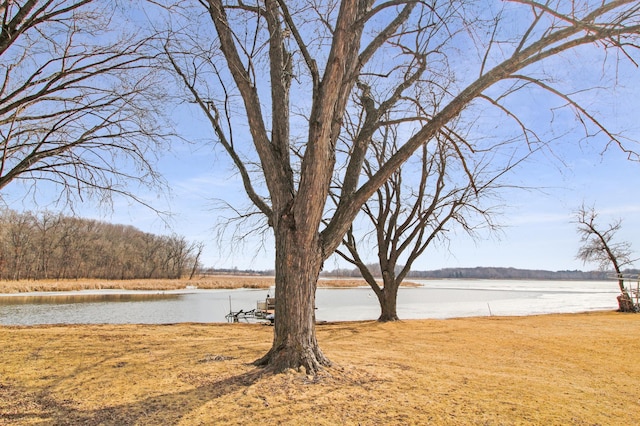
[
  {"left": 0, "top": 276, "right": 273, "bottom": 293},
  {"left": 0, "top": 276, "right": 419, "bottom": 293},
  {"left": 1, "top": 311, "right": 639, "bottom": 425}
]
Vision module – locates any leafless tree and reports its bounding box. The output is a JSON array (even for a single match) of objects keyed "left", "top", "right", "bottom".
[
  {"left": 0, "top": 209, "right": 35, "bottom": 280},
  {"left": 32, "top": 210, "right": 62, "bottom": 280},
  {"left": 334, "top": 124, "right": 527, "bottom": 321},
  {"left": 159, "top": 0, "right": 640, "bottom": 373},
  {"left": 0, "top": 0, "right": 170, "bottom": 208},
  {"left": 188, "top": 241, "right": 205, "bottom": 280},
  {"left": 575, "top": 205, "right": 638, "bottom": 312}
]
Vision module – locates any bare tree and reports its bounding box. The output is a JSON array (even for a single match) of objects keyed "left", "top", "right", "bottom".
[
  {"left": 32, "top": 210, "right": 63, "bottom": 280},
  {"left": 0, "top": 0, "right": 169, "bottom": 207},
  {"left": 1, "top": 209, "right": 35, "bottom": 280},
  {"left": 160, "top": 1, "right": 640, "bottom": 373},
  {"left": 575, "top": 205, "right": 638, "bottom": 312},
  {"left": 334, "top": 125, "right": 526, "bottom": 321},
  {"left": 188, "top": 241, "right": 205, "bottom": 280}
]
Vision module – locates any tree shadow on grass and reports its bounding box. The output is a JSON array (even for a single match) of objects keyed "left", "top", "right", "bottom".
[{"left": 2, "top": 368, "right": 266, "bottom": 425}]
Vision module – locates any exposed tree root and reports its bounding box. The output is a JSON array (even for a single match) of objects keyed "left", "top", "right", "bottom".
[{"left": 254, "top": 344, "right": 332, "bottom": 375}]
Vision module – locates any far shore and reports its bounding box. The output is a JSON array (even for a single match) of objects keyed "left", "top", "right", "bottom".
[{"left": 0, "top": 276, "right": 421, "bottom": 294}]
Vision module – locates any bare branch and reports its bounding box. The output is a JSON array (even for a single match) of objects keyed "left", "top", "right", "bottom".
[{"left": 164, "top": 42, "right": 273, "bottom": 219}]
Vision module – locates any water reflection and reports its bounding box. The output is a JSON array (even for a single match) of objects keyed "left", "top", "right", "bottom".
[
  {"left": 0, "top": 293, "right": 180, "bottom": 305},
  {"left": 0, "top": 289, "right": 265, "bottom": 326}
]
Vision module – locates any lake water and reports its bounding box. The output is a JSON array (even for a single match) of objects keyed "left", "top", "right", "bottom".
[{"left": 0, "top": 280, "right": 621, "bottom": 325}]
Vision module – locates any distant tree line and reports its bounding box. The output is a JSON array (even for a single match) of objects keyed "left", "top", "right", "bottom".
[
  {"left": 0, "top": 210, "right": 203, "bottom": 281},
  {"left": 407, "top": 267, "right": 613, "bottom": 281},
  {"left": 321, "top": 265, "right": 636, "bottom": 281}
]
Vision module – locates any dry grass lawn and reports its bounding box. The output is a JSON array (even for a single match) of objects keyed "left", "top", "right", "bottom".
[{"left": 1, "top": 311, "right": 639, "bottom": 425}]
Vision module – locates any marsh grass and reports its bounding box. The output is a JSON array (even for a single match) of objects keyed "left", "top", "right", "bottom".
[
  {"left": 1, "top": 312, "right": 638, "bottom": 425},
  {"left": 0, "top": 276, "right": 273, "bottom": 293},
  {"left": 0, "top": 276, "right": 419, "bottom": 293}
]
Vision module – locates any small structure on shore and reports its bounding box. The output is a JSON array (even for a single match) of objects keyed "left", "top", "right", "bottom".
[{"left": 225, "top": 295, "right": 275, "bottom": 324}]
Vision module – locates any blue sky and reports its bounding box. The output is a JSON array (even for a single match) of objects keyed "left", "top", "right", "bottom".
[{"left": 3, "top": 1, "right": 640, "bottom": 273}]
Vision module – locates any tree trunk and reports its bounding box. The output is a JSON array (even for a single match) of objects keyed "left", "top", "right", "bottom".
[
  {"left": 254, "top": 223, "right": 331, "bottom": 374},
  {"left": 617, "top": 292, "right": 636, "bottom": 313},
  {"left": 615, "top": 275, "right": 636, "bottom": 312},
  {"left": 377, "top": 289, "right": 400, "bottom": 322},
  {"left": 376, "top": 273, "right": 400, "bottom": 322}
]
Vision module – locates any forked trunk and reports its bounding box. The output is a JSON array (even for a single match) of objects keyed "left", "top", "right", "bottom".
[{"left": 254, "top": 224, "right": 331, "bottom": 374}]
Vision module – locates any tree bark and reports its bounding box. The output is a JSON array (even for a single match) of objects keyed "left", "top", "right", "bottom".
[
  {"left": 617, "top": 292, "right": 636, "bottom": 313},
  {"left": 254, "top": 219, "right": 331, "bottom": 374},
  {"left": 376, "top": 286, "right": 400, "bottom": 322}
]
